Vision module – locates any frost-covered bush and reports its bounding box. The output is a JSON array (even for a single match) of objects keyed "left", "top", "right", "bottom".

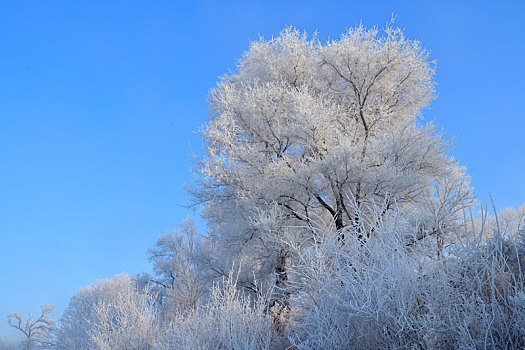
[
  {"left": 158, "top": 272, "right": 273, "bottom": 350},
  {"left": 285, "top": 207, "right": 525, "bottom": 349},
  {"left": 88, "top": 281, "right": 159, "bottom": 350},
  {"left": 53, "top": 274, "right": 158, "bottom": 350},
  {"left": 53, "top": 274, "right": 133, "bottom": 349}
]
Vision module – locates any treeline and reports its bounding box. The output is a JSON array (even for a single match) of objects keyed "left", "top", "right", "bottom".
[{"left": 6, "top": 207, "right": 525, "bottom": 349}]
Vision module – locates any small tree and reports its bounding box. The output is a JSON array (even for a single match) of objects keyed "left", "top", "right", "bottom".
[
  {"left": 7, "top": 304, "right": 55, "bottom": 349},
  {"left": 54, "top": 274, "right": 134, "bottom": 349},
  {"left": 88, "top": 280, "right": 159, "bottom": 350},
  {"left": 144, "top": 217, "right": 203, "bottom": 321}
]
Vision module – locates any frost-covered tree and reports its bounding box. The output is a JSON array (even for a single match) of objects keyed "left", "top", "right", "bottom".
[
  {"left": 141, "top": 217, "right": 203, "bottom": 322},
  {"left": 192, "top": 24, "right": 473, "bottom": 293},
  {"left": 7, "top": 304, "right": 55, "bottom": 349},
  {"left": 88, "top": 279, "right": 159, "bottom": 350},
  {"left": 53, "top": 274, "right": 136, "bottom": 349}
]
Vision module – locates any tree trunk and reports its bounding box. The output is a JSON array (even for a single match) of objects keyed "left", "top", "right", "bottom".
[{"left": 274, "top": 252, "right": 289, "bottom": 305}]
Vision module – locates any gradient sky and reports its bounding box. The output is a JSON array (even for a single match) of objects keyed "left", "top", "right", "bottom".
[{"left": 1, "top": 0, "right": 524, "bottom": 341}]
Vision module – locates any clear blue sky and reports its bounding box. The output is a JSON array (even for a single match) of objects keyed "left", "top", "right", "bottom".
[{"left": 1, "top": 0, "right": 524, "bottom": 341}]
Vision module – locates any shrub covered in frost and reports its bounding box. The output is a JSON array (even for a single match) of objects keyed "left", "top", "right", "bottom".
[
  {"left": 158, "top": 272, "right": 273, "bottom": 350},
  {"left": 285, "top": 207, "right": 525, "bottom": 349}
]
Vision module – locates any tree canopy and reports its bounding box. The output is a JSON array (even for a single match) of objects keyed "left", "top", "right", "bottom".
[{"left": 192, "top": 25, "right": 472, "bottom": 288}]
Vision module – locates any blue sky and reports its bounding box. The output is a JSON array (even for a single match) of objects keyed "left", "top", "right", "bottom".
[{"left": 1, "top": 0, "right": 524, "bottom": 340}]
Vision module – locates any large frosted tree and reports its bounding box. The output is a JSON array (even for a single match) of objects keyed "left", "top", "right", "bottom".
[{"left": 192, "top": 25, "right": 472, "bottom": 291}]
